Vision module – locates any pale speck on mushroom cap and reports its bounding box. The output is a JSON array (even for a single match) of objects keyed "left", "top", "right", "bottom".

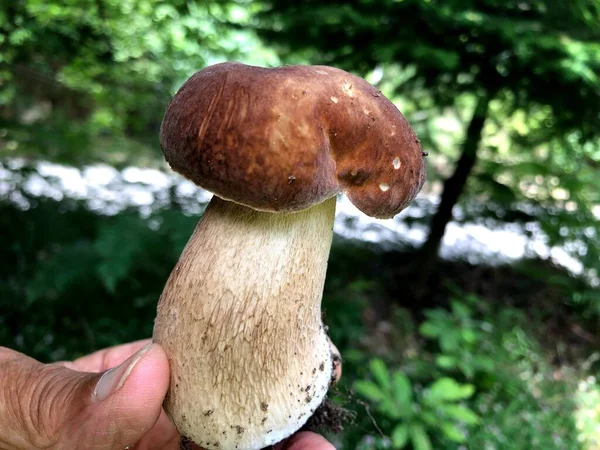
[{"left": 160, "top": 62, "right": 426, "bottom": 219}]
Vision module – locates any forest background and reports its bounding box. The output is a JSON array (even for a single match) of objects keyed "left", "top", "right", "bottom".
[{"left": 1, "top": 1, "right": 599, "bottom": 448}]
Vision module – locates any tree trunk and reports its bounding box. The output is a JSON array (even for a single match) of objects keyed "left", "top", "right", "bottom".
[{"left": 417, "top": 95, "right": 491, "bottom": 284}]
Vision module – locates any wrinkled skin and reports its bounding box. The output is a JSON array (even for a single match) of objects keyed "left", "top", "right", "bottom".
[{"left": 0, "top": 340, "right": 334, "bottom": 450}]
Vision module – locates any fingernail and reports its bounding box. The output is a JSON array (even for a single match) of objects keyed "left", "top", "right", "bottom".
[{"left": 93, "top": 342, "right": 152, "bottom": 402}]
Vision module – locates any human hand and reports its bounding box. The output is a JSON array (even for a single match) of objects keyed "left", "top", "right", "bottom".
[{"left": 0, "top": 340, "right": 334, "bottom": 450}]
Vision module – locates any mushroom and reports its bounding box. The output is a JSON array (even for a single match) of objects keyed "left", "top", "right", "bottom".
[{"left": 153, "top": 62, "right": 425, "bottom": 450}]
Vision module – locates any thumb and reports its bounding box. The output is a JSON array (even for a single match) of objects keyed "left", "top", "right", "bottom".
[{"left": 0, "top": 342, "right": 170, "bottom": 450}]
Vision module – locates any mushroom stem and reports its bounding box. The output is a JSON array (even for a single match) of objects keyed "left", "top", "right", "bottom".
[{"left": 153, "top": 195, "right": 337, "bottom": 450}]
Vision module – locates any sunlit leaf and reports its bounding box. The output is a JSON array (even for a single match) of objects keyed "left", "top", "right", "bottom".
[
  {"left": 419, "top": 322, "right": 441, "bottom": 338},
  {"left": 392, "top": 371, "right": 413, "bottom": 410},
  {"left": 370, "top": 358, "right": 391, "bottom": 392},
  {"left": 451, "top": 301, "right": 472, "bottom": 320},
  {"left": 436, "top": 355, "right": 458, "bottom": 369},
  {"left": 427, "top": 378, "right": 475, "bottom": 402},
  {"left": 441, "top": 422, "right": 466, "bottom": 442},
  {"left": 354, "top": 380, "right": 386, "bottom": 402},
  {"left": 461, "top": 328, "right": 478, "bottom": 344},
  {"left": 391, "top": 423, "right": 409, "bottom": 449},
  {"left": 409, "top": 423, "right": 432, "bottom": 450},
  {"left": 442, "top": 404, "right": 481, "bottom": 425},
  {"left": 420, "top": 411, "right": 438, "bottom": 426}
]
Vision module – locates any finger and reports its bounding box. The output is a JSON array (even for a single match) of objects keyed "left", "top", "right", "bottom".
[
  {"left": 276, "top": 431, "right": 336, "bottom": 450},
  {"left": 64, "top": 339, "right": 152, "bottom": 372},
  {"left": 134, "top": 410, "right": 180, "bottom": 450},
  {"left": 0, "top": 342, "right": 170, "bottom": 450}
]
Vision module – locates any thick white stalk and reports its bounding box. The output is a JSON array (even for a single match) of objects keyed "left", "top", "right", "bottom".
[{"left": 153, "top": 196, "right": 337, "bottom": 450}]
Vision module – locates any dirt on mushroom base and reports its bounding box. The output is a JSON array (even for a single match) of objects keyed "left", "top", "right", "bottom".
[
  {"left": 180, "top": 436, "right": 198, "bottom": 450},
  {"left": 179, "top": 396, "right": 355, "bottom": 450},
  {"left": 300, "top": 396, "right": 356, "bottom": 435}
]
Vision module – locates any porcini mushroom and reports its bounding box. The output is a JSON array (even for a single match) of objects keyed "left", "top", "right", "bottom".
[{"left": 153, "top": 62, "right": 426, "bottom": 450}]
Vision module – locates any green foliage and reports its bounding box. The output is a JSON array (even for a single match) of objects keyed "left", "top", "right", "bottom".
[
  {"left": 0, "top": 182, "right": 198, "bottom": 360},
  {"left": 419, "top": 297, "right": 495, "bottom": 379},
  {"left": 0, "top": 0, "right": 278, "bottom": 165},
  {"left": 0, "top": 181, "right": 594, "bottom": 448},
  {"left": 258, "top": 0, "right": 600, "bottom": 292},
  {"left": 260, "top": 0, "right": 600, "bottom": 133},
  {"left": 354, "top": 359, "right": 479, "bottom": 449},
  {"left": 575, "top": 375, "right": 600, "bottom": 448},
  {"left": 1, "top": 2, "right": 599, "bottom": 449},
  {"left": 466, "top": 319, "right": 583, "bottom": 449},
  {"left": 341, "top": 286, "right": 588, "bottom": 450},
  {"left": 469, "top": 382, "right": 580, "bottom": 449}
]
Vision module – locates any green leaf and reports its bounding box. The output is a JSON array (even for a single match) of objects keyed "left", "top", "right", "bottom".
[
  {"left": 440, "top": 333, "right": 460, "bottom": 352},
  {"left": 419, "top": 321, "right": 441, "bottom": 338},
  {"left": 392, "top": 372, "right": 413, "bottom": 411},
  {"left": 380, "top": 397, "right": 402, "bottom": 418},
  {"left": 409, "top": 423, "right": 432, "bottom": 450},
  {"left": 370, "top": 358, "right": 391, "bottom": 392},
  {"left": 391, "top": 423, "right": 409, "bottom": 449},
  {"left": 461, "top": 328, "right": 478, "bottom": 344},
  {"left": 440, "top": 422, "right": 466, "bottom": 442},
  {"left": 451, "top": 301, "right": 472, "bottom": 320},
  {"left": 427, "top": 378, "right": 475, "bottom": 403},
  {"left": 436, "top": 355, "right": 457, "bottom": 369},
  {"left": 442, "top": 404, "right": 480, "bottom": 425},
  {"left": 353, "top": 380, "right": 386, "bottom": 402},
  {"left": 420, "top": 411, "right": 438, "bottom": 426}
]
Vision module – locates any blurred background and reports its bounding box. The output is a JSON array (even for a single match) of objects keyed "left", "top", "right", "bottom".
[{"left": 1, "top": 1, "right": 599, "bottom": 449}]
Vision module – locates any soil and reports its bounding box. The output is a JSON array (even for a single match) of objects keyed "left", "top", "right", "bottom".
[
  {"left": 300, "top": 396, "right": 355, "bottom": 434},
  {"left": 180, "top": 436, "right": 199, "bottom": 450}
]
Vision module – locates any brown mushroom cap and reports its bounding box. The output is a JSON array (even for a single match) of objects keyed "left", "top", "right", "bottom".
[{"left": 161, "top": 62, "right": 425, "bottom": 219}]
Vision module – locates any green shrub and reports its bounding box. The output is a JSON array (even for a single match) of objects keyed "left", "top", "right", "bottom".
[
  {"left": 341, "top": 292, "right": 587, "bottom": 450},
  {"left": 353, "top": 359, "right": 479, "bottom": 449},
  {"left": 419, "top": 297, "right": 495, "bottom": 380}
]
